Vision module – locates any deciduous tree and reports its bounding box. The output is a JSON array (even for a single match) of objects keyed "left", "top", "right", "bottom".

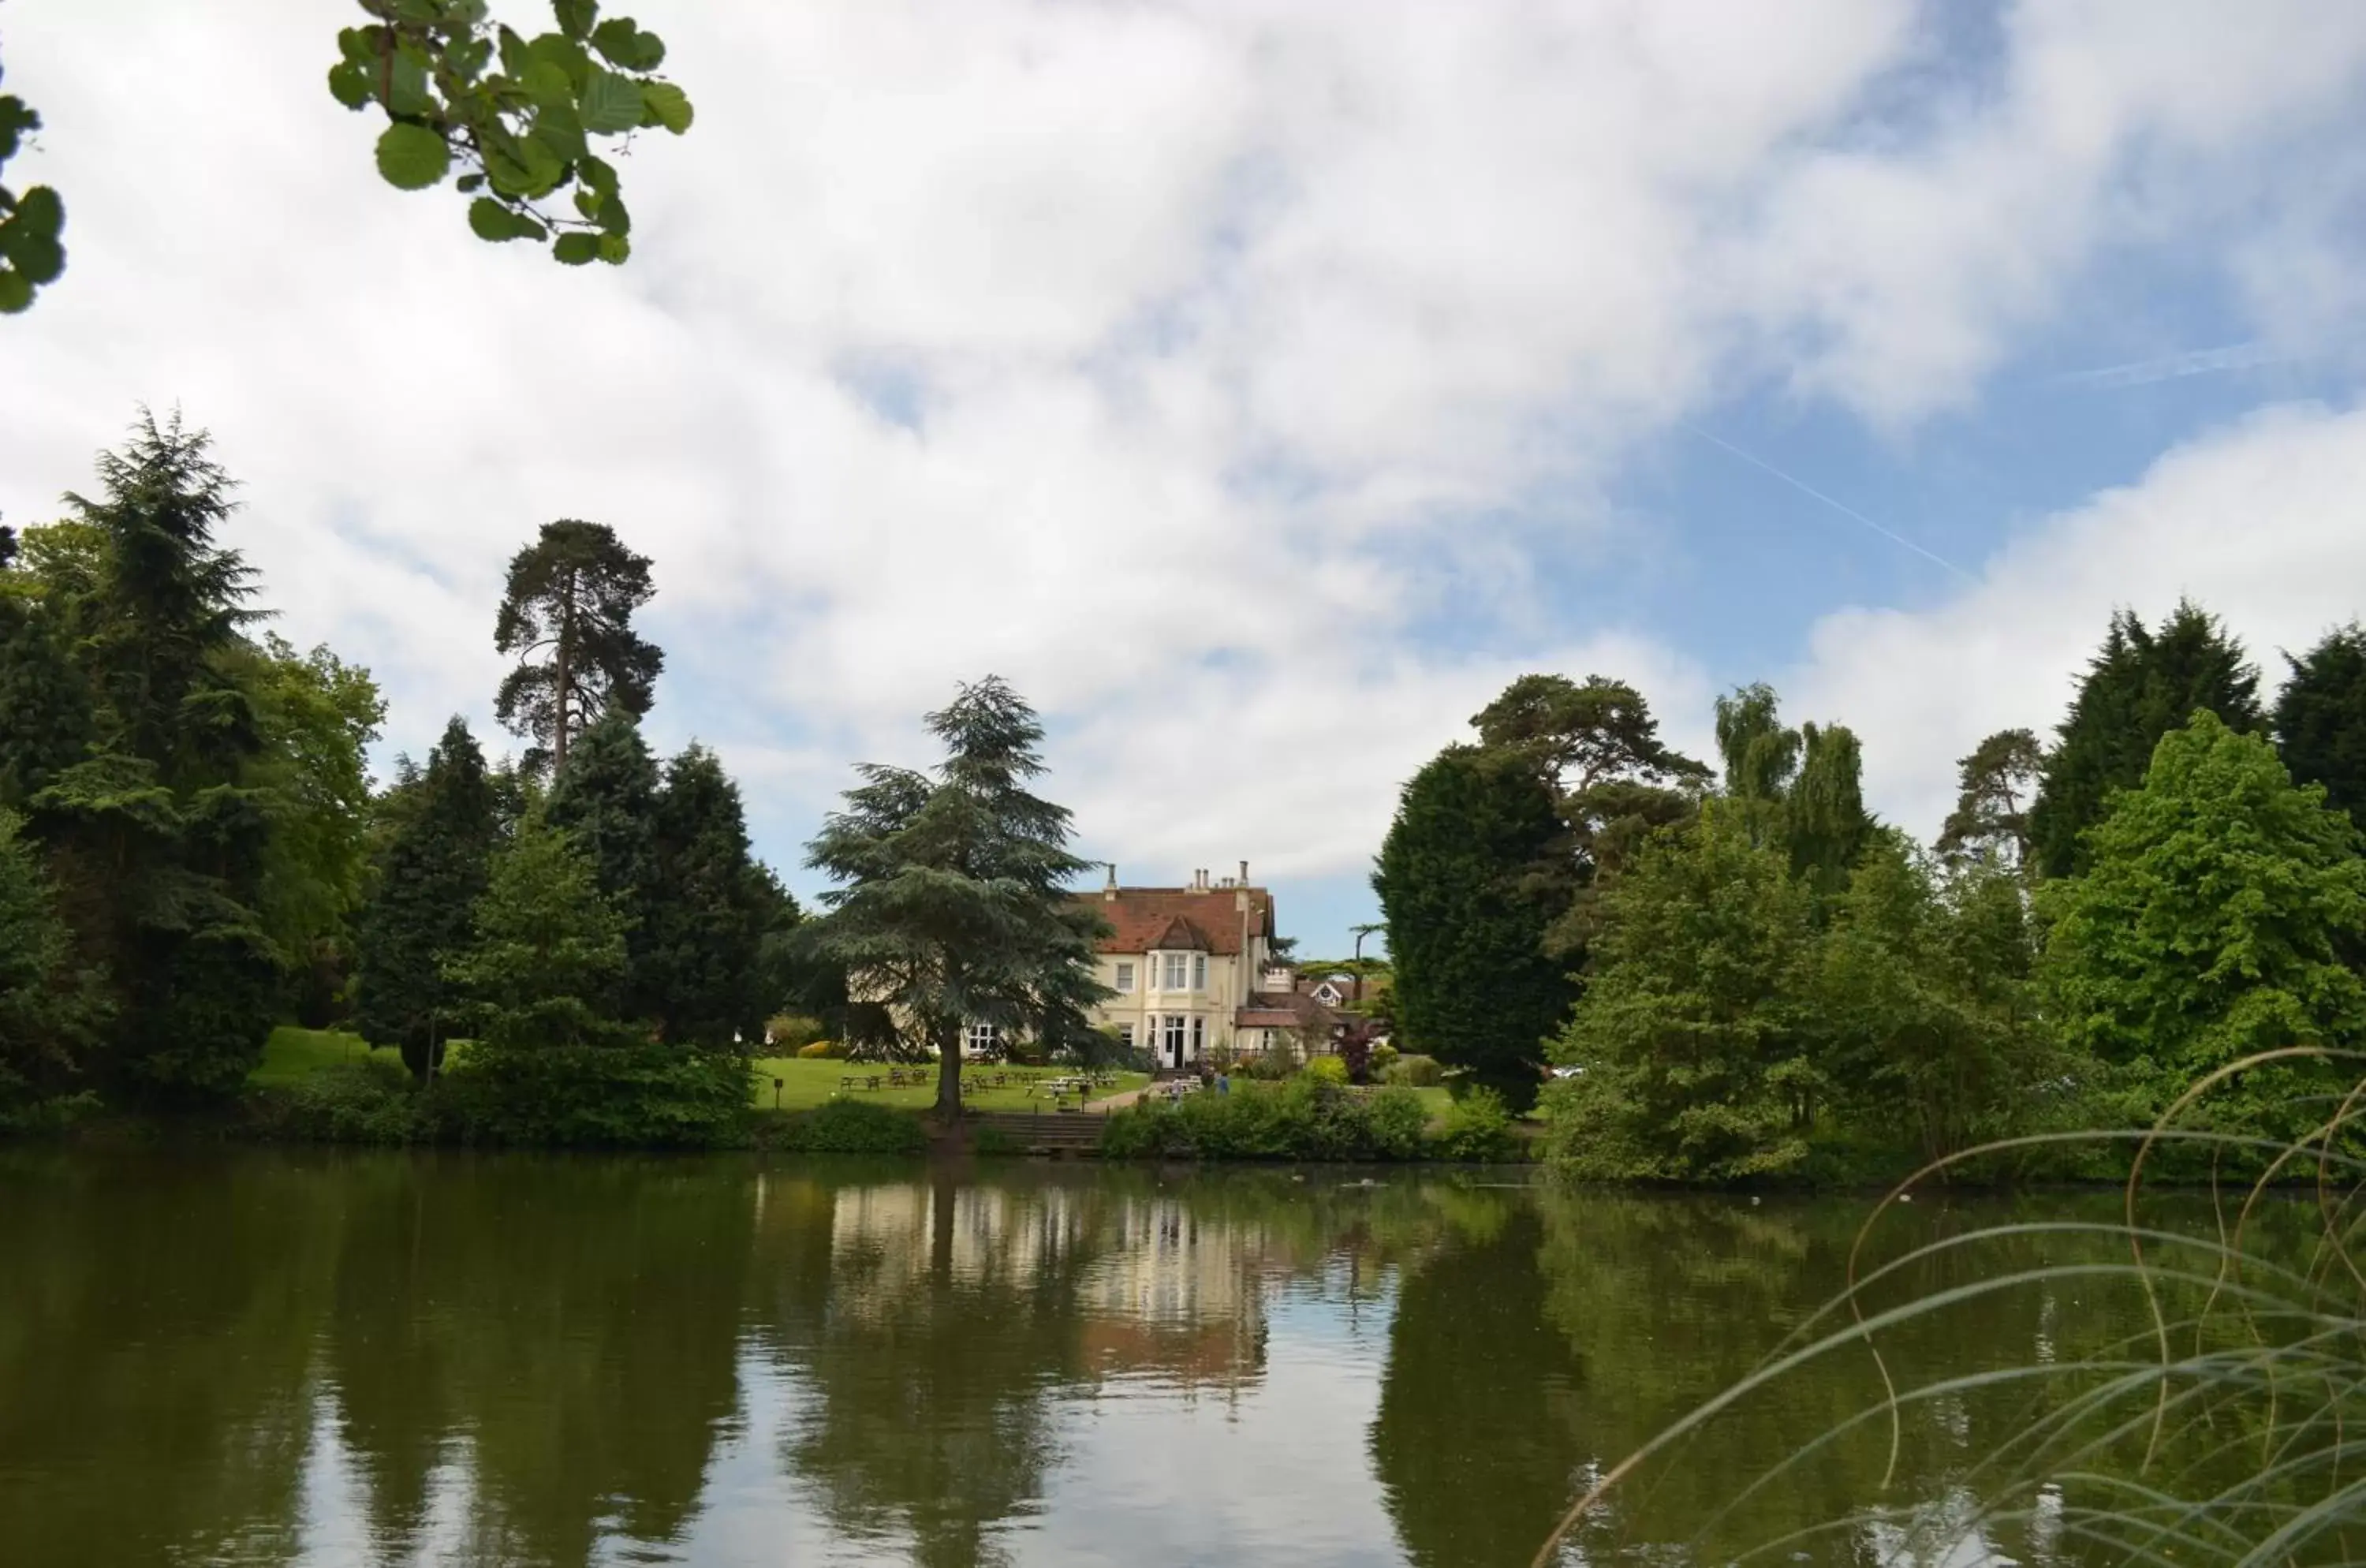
[{"left": 2039, "top": 711, "right": 2365, "bottom": 1115}]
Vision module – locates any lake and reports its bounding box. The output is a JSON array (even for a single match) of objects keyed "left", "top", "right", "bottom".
[{"left": 0, "top": 1149, "right": 2297, "bottom": 1566}]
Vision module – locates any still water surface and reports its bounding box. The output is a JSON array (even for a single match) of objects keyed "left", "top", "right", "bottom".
[{"left": 0, "top": 1150, "right": 2217, "bottom": 1566}]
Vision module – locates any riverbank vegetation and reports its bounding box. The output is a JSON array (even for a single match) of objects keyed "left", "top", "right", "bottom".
[{"left": 1379, "top": 606, "right": 2366, "bottom": 1185}]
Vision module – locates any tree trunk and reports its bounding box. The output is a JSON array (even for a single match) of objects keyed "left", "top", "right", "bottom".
[
  {"left": 935, "top": 1019, "right": 964, "bottom": 1120},
  {"left": 552, "top": 569, "right": 575, "bottom": 774}
]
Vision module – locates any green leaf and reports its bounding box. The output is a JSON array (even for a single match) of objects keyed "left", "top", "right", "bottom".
[
  {"left": 596, "top": 232, "right": 629, "bottom": 265},
  {"left": 0, "top": 271, "right": 32, "bottom": 315},
  {"left": 640, "top": 80, "right": 692, "bottom": 134},
  {"left": 521, "top": 58, "right": 574, "bottom": 107},
  {"left": 578, "top": 154, "right": 618, "bottom": 197},
  {"left": 551, "top": 231, "right": 600, "bottom": 266},
  {"left": 457, "top": 172, "right": 486, "bottom": 192},
  {"left": 573, "top": 189, "right": 601, "bottom": 220},
  {"left": 374, "top": 123, "right": 452, "bottom": 191},
  {"left": 385, "top": 49, "right": 436, "bottom": 118},
  {"left": 497, "top": 24, "right": 532, "bottom": 78},
  {"left": 468, "top": 196, "right": 546, "bottom": 243},
  {"left": 552, "top": 0, "right": 599, "bottom": 42},
  {"left": 338, "top": 27, "right": 379, "bottom": 67},
  {"left": 524, "top": 33, "right": 592, "bottom": 91},
  {"left": 482, "top": 127, "right": 565, "bottom": 197},
  {"left": 575, "top": 66, "right": 644, "bottom": 135},
  {"left": 532, "top": 102, "right": 588, "bottom": 161},
  {"left": 629, "top": 32, "right": 666, "bottom": 71},
  {"left": 590, "top": 17, "right": 641, "bottom": 67},
  {"left": 594, "top": 192, "right": 629, "bottom": 236},
  {"left": 12, "top": 187, "right": 62, "bottom": 240},
  {"left": 326, "top": 62, "right": 373, "bottom": 111}
]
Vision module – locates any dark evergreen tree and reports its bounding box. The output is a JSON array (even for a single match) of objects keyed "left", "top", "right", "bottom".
[
  {"left": 545, "top": 707, "right": 662, "bottom": 1024},
  {"left": 1935, "top": 727, "right": 2044, "bottom": 871},
  {"left": 643, "top": 744, "right": 782, "bottom": 1046},
  {"left": 804, "top": 677, "right": 1106, "bottom": 1118},
  {"left": 2029, "top": 600, "right": 2263, "bottom": 878},
  {"left": 24, "top": 413, "right": 278, "bottom": 1099},
  {"left": 2275, "top": 622, "right": 2366, "bottom": 833},
  {"left": 493, "top": 520, "right": 662, "bottom": 775},
  {"left": 0, "top": 550, "right": 91, "bottom": 809},
  {"left": 1373, "top": 744, "right": 1572, "bottom": 1110},
  {"left": 352, "top": 717, "right": 500, "bottom": 1076},
  {"left": 0, "top": 806, "right": 108, "bottom": 1126}
]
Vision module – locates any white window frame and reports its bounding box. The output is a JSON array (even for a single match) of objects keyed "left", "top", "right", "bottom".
[
  {"left": 1114, "top": 961, "right": 1135, "bottom": 992},
  {"left": 1118, "top": 1022, "right": 1135, "bottom": 1048},
  {"left": 1162, "top": 952, "right": 1189, "bottom": 991},
  {"left": 964, "top": 1021, "right": 999, "bottom": 1056},
  {"left": 1191, "top": 1015, "right": 1205, "bottom": 1056},
  {"left": 1162, "top": 1014, "right": 1186, "bottom": 1055},
  {"left": 1192, "top": 953, "right": 1207, "bottom": 991}
]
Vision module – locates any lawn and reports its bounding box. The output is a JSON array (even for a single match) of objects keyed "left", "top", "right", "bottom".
[
  {"left": 250, "top": 1025, "right": 389, "bottom": 1085},
  {"left": 749, "top": 1057, "right": 1148, "bottom": 1114}
]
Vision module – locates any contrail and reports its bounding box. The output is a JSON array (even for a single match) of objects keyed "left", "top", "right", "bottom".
[
  {"left": 2054, "top": 340, "right": 2301, "bottom": 389},
  {"left": 1678, "top": 420, "right": 1972, "bottom": 581}
]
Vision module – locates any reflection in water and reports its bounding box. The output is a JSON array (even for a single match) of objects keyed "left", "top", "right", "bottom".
[{"left": 0, "top": 1152, "right": 2226, "bottom": 1566}]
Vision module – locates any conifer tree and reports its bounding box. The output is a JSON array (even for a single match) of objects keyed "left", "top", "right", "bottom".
[
  {"left": 2275, "top": 622, "right": 2366, "bottom": 833},
  {"left": 545, "top": 707, "right": 662, "bottom": 1021},
  {"left": 1374, "top": 744, "right": 1572, "bottom": 1109},
  {"left": 446, "top": 812, "right": 631, "bottom": 1051},
  {"left": 1935, "top": 728, "right": 2044, "bottom": 871},
  {"left": 24, "top": 413, "right": 278, "bottom": 1098},
  {"left": 804, "top": 678, "right": 1105, "bottom": 1118},
  {"left": 2029, "top": 600, "right": 2264, "bottom": 878},
  {"left": 493, "top": 520, "right": 662, "bottom": 775},
  {"left": 352, "top": 716, "right": 500, "bottom": 1076},
  {"left": 0, "top": 807, "right": 107, "bottom": 1126},
  {"left": 644, "top": 745, "right": 782, "bottom": 1046}
]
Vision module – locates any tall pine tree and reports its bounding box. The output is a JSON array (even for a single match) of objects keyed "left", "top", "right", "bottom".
[
  {"left": 2029, "top": 600, "right": 2263, "bottom": 878},
  {"left": 352, "top": 716, "right": 500, "bottom": 1076},
  {"left": 2275, "top": 622, "right": 2366, "bottom": 833},
  {"left": 493, "top": 521, "right": 662, "bottom": 776},
  {"left": 1374, "top": 744, "right": 1572, "bottom": 1109}
]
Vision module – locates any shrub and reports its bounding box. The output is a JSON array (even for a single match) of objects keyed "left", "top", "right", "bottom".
[
  {"left": 1241, "top": 1044, "right": 1297, "bottom": 1081},
  {"left": 1385, "top": 1053, "right": 1442, "bottom": 1087},
  {"left": 771, "top": 1097, "right": 927, "bottom": 1155},
  {"left": 972, "top": 1122, "right": 1020, "bottom": 1155},
  {"left": 1304, "top": 1055, "right": 1350, "bottom": 1087},
  {"left": 1369, "top": 1043, "right": 1400, "bottom": 1074},
  {"left": 446, "top": 1044, "right": 753, "bottom": 1148},
  {"left": 1367, "top": 1085, "right": 1430, "bottom": 1159},
  {"left": 1434, "top": 1085, "right": 1519, "bottom": 1162},
  {"left": 269, "top": 1056, "right": 424, "bottom": 1145},
  {"left": 1099, "top": 1078, "right": 1437, "bottom": 1162},
  {"left": 767, "top": 1013, "right": 828, "bottom": 1052},
  {"left": 797, "top": 1039, "right": 842, "bottom": 1060}
]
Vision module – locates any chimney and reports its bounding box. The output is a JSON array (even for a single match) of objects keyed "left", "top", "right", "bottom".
[
  {"left": 1239, "top": 860, "right": 1249, "bottom": 886},
  {"left": 1103, "top": 862, "right": 1118, "bottom": 901}
]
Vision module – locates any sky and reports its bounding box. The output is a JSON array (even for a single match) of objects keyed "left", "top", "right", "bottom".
[{"left": 8, "top": 2, "right": 2366, "bottom": 958}]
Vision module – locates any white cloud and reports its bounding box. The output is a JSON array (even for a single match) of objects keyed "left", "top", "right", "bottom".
[
  {"left": 1789, "top": 401, "right": 2366, "bottom": 840},
  {"left": 4, "top": 1, "right": 2364, "bottom": 938}
]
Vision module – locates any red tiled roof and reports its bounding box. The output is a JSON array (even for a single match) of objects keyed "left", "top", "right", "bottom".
[
  {"left": 1077, "top": 886, "right": 1276, "bottom": 956},
  {"left": 1236, "top": 1009, "right": 1300, "bottom": 1027}
]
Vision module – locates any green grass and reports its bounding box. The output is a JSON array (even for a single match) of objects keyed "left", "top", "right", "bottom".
[
  {"left": 250, "top": 1025, "right": 388, "bottom": 1086},
  {"left": 248, "top": 1032, "right": 1151, "bottom": 1116},
  {"left": 748, "top": 1057, "right": 1148, "bottom": 1113}
]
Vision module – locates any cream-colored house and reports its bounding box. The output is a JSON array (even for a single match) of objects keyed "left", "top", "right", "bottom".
[{"left": 1079, "top": 864, "right": 1338, "bottom": 1070}]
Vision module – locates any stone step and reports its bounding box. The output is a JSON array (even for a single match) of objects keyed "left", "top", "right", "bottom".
[{"left": 969, "top": 1111, "right": 1107, "bottom": 1151}]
